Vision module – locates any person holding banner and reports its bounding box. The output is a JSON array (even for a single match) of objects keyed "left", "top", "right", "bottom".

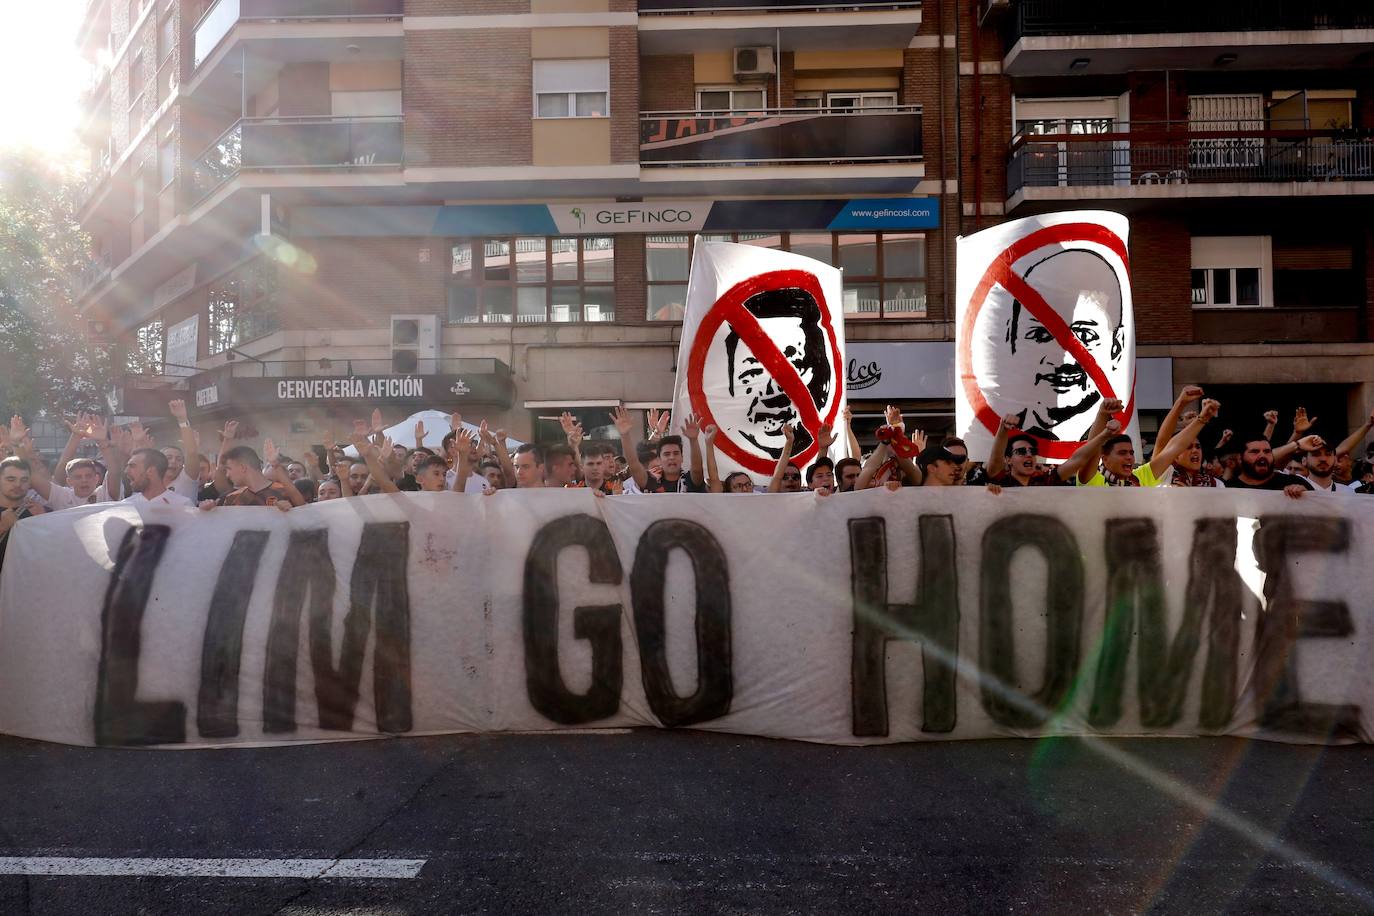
[
  {"left": 120, "top": 448, "right": 194, "bottom": 507},
  {"left": 1223, "top": 433, "right": 1312, "bottom": 497},
  {"left": 1077, "top": 398, "right": 1221, "bottom": 488},
  {"left": 0, "top": 457, "right": 43, "bottom": 579},
  {"left": 209, "top": 445, "right": 301, "bottom": 509}
]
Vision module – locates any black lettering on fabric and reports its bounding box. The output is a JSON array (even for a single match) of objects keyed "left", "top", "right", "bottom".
[
  {"left": 1252, "top": 516, "right": 1360, "bottom": 740},
  {"left": 264, "top": 523, "right": 413, "bottom": 734},
  {"left": 95, "top": 525, "right": 186, "bottom": 746},
  {"left": 849, "top": 516, "right": 959, "bottom": 736},
  {"left": 522, "top": 514, "right": 625, "bottom": 725},
  {"left": 1089, "top": 519, "right": 1246, "bottom": 730},
  {"left": 196, "top": 530, "right": 271, "bottom": 738},
  {"left": 630, "top": 519, "right": 732, "bottom": 727},
  {"left": 262, "top": 528, "right": 335, "bottom": 733},
  {"left": 979, "top": 514, "right": 1084, "bottom": 728}
]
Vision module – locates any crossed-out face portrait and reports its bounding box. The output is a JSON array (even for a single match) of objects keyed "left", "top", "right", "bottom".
[
  {"left": 714, "top": 286, "right": 833, "bottom": 460},
  {"left": 976, "top": 247, "right": 1127, "bottom": 443}
]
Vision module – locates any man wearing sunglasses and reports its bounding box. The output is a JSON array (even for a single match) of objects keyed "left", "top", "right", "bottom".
[{"left": 983, "top": 413, "right": 1108, "bottom": 487}]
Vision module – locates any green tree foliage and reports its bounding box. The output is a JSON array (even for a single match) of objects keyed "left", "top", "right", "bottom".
[{"left": 0, "top": 147, "right": 115, "bottom": 419}]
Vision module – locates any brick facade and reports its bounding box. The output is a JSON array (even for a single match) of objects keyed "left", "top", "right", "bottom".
[
  {"left": 609, "top": 26, "right": 640, "bottom": 164},
  {"left": 404, "top": 29, "right": 534, "bottom": 168},
  {"left": 640, "top": 55, "right": 694, "bottom": 111}
]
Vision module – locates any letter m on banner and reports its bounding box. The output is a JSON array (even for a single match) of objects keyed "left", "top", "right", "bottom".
[{"left": 670, "top": 240, "right": 847, "bottom": 480}]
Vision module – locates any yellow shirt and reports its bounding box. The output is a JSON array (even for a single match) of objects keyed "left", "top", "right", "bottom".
[{"left": 1078, "top": 464, "right": 1162, "bottom": 488}]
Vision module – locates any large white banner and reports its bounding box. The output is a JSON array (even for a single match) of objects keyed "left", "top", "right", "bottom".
[
  {"left": 1, "top": 492, "right": 1372, "bottom": 748},
  {"left": 670, "top": 241, "right": 846, "bottom": 479},
  {"left": 956, "top": 211, "right": 1138, "bottom": 462}
]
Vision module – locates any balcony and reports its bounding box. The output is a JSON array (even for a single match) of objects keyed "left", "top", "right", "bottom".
[
  {"left": 1009, "top": 0, "right": 1373, "bottom": 37},
  {"left": 193, "top": 0, "right": 404, "bottom": 69},
  {"left": 188, "top": 115, "right": 403, "bottom": 203},
  {"left": 1006, "top": 124, "right": 1374, "bottom": 206},
  {"left": 638, "top": 0, "right": 921, "bottom": 52},
  {"left": 1003, "top": 0, "right": 1374, "bottom": 76},
  {"left": 77, "top": 254, "right": 113, "bottom": 297},
  {"left": 641, "top": 106, "right": 922, "bottom": 167}
]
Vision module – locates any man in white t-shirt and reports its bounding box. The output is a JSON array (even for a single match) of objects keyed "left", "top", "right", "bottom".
[
  {"left": 28, "top": 457, "right": 114, "bottom": 510},
  {"left": 1301, "top": 438, "right": 1356, "bottom": 495},
  {"left": 123, "top": 448, "right": 194, "bottom": 507}
]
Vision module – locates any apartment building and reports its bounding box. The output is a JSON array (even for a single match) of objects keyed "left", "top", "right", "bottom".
[
  {"left": 976, "top": 0, "right": 1374, "bottom": 439},
  {"left": 73, "top": 0, "right": 1374, "bottom": 456}
]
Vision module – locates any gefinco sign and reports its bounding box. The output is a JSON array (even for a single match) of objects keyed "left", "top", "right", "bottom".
[{"left": 550, "top": 201, "right": 711, "bottom": 235}]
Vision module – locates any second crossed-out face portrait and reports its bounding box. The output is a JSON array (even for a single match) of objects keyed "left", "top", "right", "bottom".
[{"left": 972, "top": 247, "right": 1129, "bottom": 444}]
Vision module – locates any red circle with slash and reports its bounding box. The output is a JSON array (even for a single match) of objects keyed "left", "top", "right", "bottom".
[
  {"left": 687, "top": 269, "right": 844, "bottom": 477},
  {"left": 958, "top": 222, "right": 1136, "bottom": 461}
]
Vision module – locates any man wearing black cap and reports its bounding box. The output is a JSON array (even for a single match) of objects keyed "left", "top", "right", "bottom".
[
  {"left": 917, "top": 445, "right": 963, "bottom": 487},
  {"left": 1223, "top": 433, "right": 1311, "bottom": 498}
]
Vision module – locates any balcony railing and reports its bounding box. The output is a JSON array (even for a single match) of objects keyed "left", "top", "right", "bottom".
[
  {"left": 78, "top": 254, "right": 113, "bottom": 296},
  {"left": 1009, "top": 0, "right": 1374, "bottom": 38},
  {"left": 188, "top": 115, "right": 403, "bottom": 202},
  {"left": 640, "top": 105, "right": 922, "bottom": 167},
  {"left": 1007, "top": 127, "right": 1374, "bottom": 196},
  {"left": 194, "top": 0, "right": 403, "bottom": 68},
  {"left": 639, "top": 0, "right": 921, "bottom": 11},
  {"left": 77, "top": 155, "right": 112, "bottom": 209}
]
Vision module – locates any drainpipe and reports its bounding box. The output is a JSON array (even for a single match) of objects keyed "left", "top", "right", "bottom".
[
  {"left": 776, "top": 28, "right": 782, "bottom": 108},
  {"left": 970, "top": 0, "right": 982, "bottom": 230},
  {"left": 936, "top": 0, "right": 950, "bottom": 317}
]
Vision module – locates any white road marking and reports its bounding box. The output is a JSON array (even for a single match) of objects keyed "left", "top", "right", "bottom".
[{"left": 0, "top": 857, "right": 426, "bottom": 879}]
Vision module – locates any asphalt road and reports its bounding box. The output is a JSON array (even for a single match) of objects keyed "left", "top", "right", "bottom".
[{"left": 0, "top": 731, "right": 1371, "bottom": 915}]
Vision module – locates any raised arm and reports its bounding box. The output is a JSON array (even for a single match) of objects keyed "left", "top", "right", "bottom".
[
  {"left": 1288, "top": 406, "right": 1316, "bottom": 444},
  {"left": 449, "top": 428, "right": 474, "bottom": 491},
  {"left": 766, "top": 424, "right": 797, "bottom": 493},
  {"left": 1060, "top": 419, "right": 1122, "bottom": 481},
  {"left": 702, "top": 424, "right": 724, "bottom": 492},
  {"left": 351, "top": 428, "right": 399, "bottom": 494},
  {"left": 1154, "top": 385, "right": 1203, "bottom": 461},
  {"left": 855, "top": 442, "right": 890, "bottom": 491},
  {"left": 264, "top": 439, "right": 307, "bottom": 507},
  {"left": 1262, "top": 409, "right": 1278, "bottom": 444},
  {"left": 612, "top": 406, "right": 648, "bottom": 490},
  {"left": 212, "top": 419, "right": 239, "bottom": 496},
  {"left": 842, "top": 405, "right": 860, "bottom": 460},
  {"left": 1149, "top": 399, "right": 1218, "bottom": 476},
  {"left": 51, "top": 415, "right": 87, "bottom": 488},
  {"left": 986, "top": 413, "right": 1020, "bottom": 479},
  {"left": 1078, "top": 398, "right": 1124, "bottom": 483},
  {"left": 682, "top": 412, "right": 705, "bottom": 488},
  {"left": 1274, "top": 434, "right": 1321, "bottom": 466},
  {"left": 1334, "top": 408, "right": 1374, "bottom": 459}
]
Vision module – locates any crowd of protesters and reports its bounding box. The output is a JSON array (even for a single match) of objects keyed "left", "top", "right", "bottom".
[{"left": 2, "top": 388, "right": 1374, "bottom": 569}]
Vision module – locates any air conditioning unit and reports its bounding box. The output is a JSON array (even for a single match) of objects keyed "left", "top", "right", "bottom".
[
  {"left": 390, "top": 314, "right": 439, "bottom": 374},
  {"left": 733, "top": 46, "right": 776, "bottom": 80}
]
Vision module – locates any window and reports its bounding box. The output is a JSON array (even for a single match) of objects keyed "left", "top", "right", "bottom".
[
  {"left": 207, "top": 260, "right": 279, "bottom": 354},
  {"left": 533, "top": 60, "right": 608, "bottom": 119},
  {"left": 793, "top": 93, "right": 823, "bottom": 109},
  {"left": 158, "top": 15, "right": 174, "bottom": 63},
  {"left": 158, "top": 123, "right": 175, "bottom": 188},
  {"left": 331, "top": 90, "right": 402, "bottom": 117},
  {"left": 127, "top": 318, "right": 164, "bottom": 375},
  {"left": 128, "top": 50, "right": 145, "bottom": 105},
  {"left": 448, "top": 237, "right": 615, "bottom": 324},
  {"left": 646, "top": 234, "right": 691, "bottom": 321},
  {"left": 697, "top": 88, "right": 767, "bottom": 112},
  {"left": 644, "top": 232, "right": 926, "bottom": 321},
  {"left": 826, "top": 91, "right": 898, "bottom": 110},
  {"left": 1191, "top": 236, "right": 1271, "bottom": 308},
  {"left": 1272, "top": 239, "right": 1360, "bottom": 308}
]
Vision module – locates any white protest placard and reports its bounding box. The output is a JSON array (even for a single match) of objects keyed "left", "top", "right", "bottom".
[
  {"left": 670, "top": 241, "right": 847, "bottom": 481},
  {"left": 956, "top": 211, "right": 1138, "bottom": 462}
]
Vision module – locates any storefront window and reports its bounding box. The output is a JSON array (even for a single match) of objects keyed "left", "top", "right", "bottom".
[
  {"left": 644, "top": 232, "right": 928, "bottom": 321},
  {"left": 207, "top": 259, "right": 279, "bottom": 354},
  {"left": 127, "top": 318, "right": 164, "bottom": 375},
  {"left": 645, "top": 234, "right": 690, "bottom": 321},
  {"left": 449, "top": 236, "right": 615, "bottom": 324}
]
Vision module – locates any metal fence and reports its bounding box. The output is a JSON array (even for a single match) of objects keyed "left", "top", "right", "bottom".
[
  {"left": 1010, "top": 0, "right": 1374, "bottom": 37},
  {"left": 1008, "top": 136, "right": 1374, "bottom": 195}
]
